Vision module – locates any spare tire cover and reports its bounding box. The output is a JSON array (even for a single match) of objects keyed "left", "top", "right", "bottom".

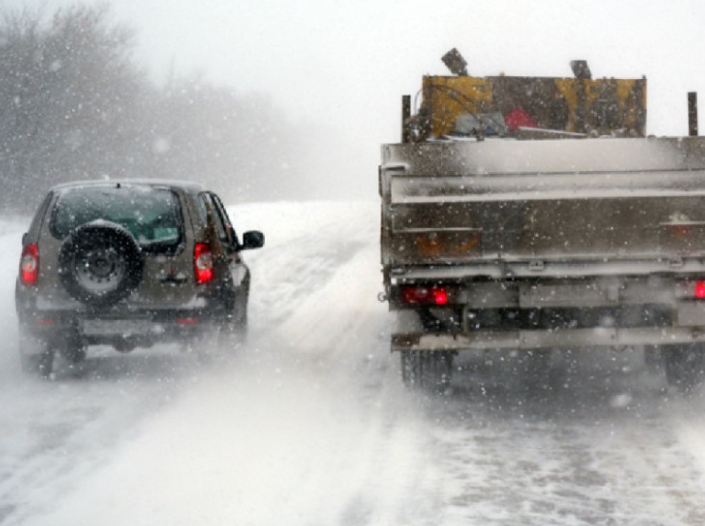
[{"left": 59, "top": 220, "right": 143, "bottom": 307}]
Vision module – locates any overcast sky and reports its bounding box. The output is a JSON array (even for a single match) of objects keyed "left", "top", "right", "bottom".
[{"left": 4, "top": 0, "right": 705, "bottom": 198}]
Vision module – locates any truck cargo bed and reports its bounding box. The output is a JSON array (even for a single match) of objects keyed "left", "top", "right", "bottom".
[{"left": 381, "top": 137, "right": 705, "bottom": 271}]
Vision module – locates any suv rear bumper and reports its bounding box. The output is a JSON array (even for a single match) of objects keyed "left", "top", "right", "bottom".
[{"left": 18, "top": 308, "right": 228, "bottom": 352}]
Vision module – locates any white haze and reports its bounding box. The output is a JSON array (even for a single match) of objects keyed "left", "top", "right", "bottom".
[
  {"left": 3, "top": 3, "right": 705, "bottom": 525},
  {"left": 4, "top": 0, "right": 705, "bottom": 200},
  {"left": 4, "top": 203, "right": 705, "bottom": 525}
]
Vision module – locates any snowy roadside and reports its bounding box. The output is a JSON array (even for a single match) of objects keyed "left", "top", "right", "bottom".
[
  {"left": 0, "top": 218, "right": 27, "bottom": 382},
  {"left": 0, "top": 201, "right": 443, "bottom": 526}
]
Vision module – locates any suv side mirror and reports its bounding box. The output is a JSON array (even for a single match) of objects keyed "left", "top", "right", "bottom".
[{"left": 241, "top": 230, "right": 264, "bottom": 250}]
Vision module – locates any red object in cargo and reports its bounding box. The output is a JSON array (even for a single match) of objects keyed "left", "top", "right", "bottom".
[{"left": 504, "top": 107, "right": 538, "bottom": 131}]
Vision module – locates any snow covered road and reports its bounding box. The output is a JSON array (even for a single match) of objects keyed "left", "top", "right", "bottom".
[{"left": 2, "top": 202, "right": 705, "bottom": 525}]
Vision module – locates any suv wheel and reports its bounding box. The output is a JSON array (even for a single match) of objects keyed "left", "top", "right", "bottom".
[
  {"left": 21, "top": 354, "right": 54, "bottom": 377},
  {"left": 232, "top": 288, "right": 248, "bottom": 339},
  {"left": 58, "top": 221, "right": 143, "bottom": 307},
  {"left": 19, "top": 328, "right": 54, "bottom": 377},
  {"left": 214, "top": 288, "right": 248, "bottom": 353},
  {"left": 57, "top": 330, "right": 87, "bottom": 366}
]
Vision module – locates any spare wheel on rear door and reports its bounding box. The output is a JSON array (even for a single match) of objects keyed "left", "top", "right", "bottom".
[{"left": 58, "top": 220, "right": 144, "bottom": 307}]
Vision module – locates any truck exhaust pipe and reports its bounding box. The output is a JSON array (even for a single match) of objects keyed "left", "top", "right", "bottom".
[
  {"left": 401, "top": 95, "right": 411, "bottom": 143},
  {"left": 689, "top": 92, "right": 698, "bottom": 136}
]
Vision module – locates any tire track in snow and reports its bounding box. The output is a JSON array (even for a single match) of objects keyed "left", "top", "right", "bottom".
[
  {"left": 7, "top": 204, "right": 705, "bottom": 525},
  {"left": 232, "top": 201, "right": 378, "bottom": 330},
  {"left": 418, "top": 354, "right": 705, "bottom": 526},
  {"left": 23, "top": 211, "right": 445, "bottom": 526},
  {"left": 0, "top": 204, "right": 390, "bottom": 526},
  {"left": 0, "top": 358, "right": 206, "bottom": 526}
]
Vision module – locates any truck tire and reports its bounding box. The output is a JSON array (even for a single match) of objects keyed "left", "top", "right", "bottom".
[
  {"left": 643, "top": 345, "right": 664, "bottom": 373},
  {"left": 401, "top": 350, "right": 453, "bottom": 393},
  {"left": 523, "top": 349, "right": 555, "bottom": 393},
  {"left": 663, "top": 344, "right": 705, "bottom": 393}
]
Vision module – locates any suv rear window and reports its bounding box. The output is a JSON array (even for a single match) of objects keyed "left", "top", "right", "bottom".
[{"left": 50, "top": 185, "right": 183, "bottom": 250}]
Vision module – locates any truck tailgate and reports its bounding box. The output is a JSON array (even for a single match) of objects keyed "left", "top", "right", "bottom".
[{"left": 381, "top": 138, "right": 705, "bottom": 267}]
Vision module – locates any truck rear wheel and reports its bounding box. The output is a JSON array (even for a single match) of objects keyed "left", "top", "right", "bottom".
[
  {"left": 643, "top": 345, "right": 664, "bottom": 373},
  {"left": 401, "top": 350, "right": 453, "bottom": 393},
  {"left": 523, "top": 349, "right": 556, "bottom": 393},
  {"left": 663, "top": 344, "right": 705, "bottom": 393}
]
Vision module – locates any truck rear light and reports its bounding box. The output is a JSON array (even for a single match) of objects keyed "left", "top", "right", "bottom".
[
  {"left": 401, "top": 286, "right": 450, "bottom": 305},
  {"left": 194, "top": 243, "right": 214, "bottom": 284},
  {"left": 20, "top": 244, "right": 39, "bottom": 286},
  {"left": 434, "top": 289, "right": 448, "bottom": 305},
  {"left": 696, "top": 280, "right": 705, "bottom": 299},
  {"left": 675, "top": 279, "right": 705, "bottom": 299}
]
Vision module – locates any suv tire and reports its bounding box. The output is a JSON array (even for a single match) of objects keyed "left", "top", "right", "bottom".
[
  {"left": 58, "top": 221, "right": 143, "bottom": 307},
  {"left": 57, "top": 329, "right": 87, "bottom": 366},
  {"left": 216, "top": 289, "right": 248, "bottom": 351},
  {"left": 19, "top": 328, "right": 54, "bottom": 377}
]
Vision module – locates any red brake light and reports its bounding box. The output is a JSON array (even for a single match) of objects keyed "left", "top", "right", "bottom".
[
  {"left": 194, "top": 243, "right": 214, "bottom": 284},
  {"left": 20, "top": 244, "right": 39, "bottom": 286},
  {"left": 695, "top": 280, "right": 705, "bottom": 299},
  {"left": 434, "top": 288, "right": 448, "bottom": 305},
  {"left": 401, "top": 286, "right": 449, "bottom": 305}
]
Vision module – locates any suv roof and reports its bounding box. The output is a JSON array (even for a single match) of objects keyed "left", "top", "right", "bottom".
[{"left": 49, "top": 179, "right": 207, "bottom": 194}]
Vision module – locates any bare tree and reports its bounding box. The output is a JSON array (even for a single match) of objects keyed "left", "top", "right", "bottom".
[
  {"left": 0, "top": 4, "right": 147, "bottom": 210},
  {"left": 145, "top": 76, "right": 308, "bottom": 202},
  {"left": 0, "top": 3, "right": 309, "bottom": 212}
]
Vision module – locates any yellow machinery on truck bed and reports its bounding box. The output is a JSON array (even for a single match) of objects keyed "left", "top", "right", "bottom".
[{"left": 408, "top": 51, "right": 647, "bottom": 141}]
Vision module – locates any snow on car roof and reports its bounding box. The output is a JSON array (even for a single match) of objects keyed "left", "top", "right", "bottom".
[{"left": 49, "top": 179, "right": 207, "bottom": 194}]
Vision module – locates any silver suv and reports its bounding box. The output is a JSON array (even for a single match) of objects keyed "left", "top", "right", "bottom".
[{"left": 15, "top": 180, "right": 264, "bottom": 376}]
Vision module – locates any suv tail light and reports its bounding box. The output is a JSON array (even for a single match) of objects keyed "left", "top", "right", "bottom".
[
  {"left": 400, "top": 285, "right": 450, "bottom": 305},
  {"left": 20, "top": 244, "right": 39, "bottom": 286},
  {"left": 194, "top": 243, "right": 214, "bottom": 284}
]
